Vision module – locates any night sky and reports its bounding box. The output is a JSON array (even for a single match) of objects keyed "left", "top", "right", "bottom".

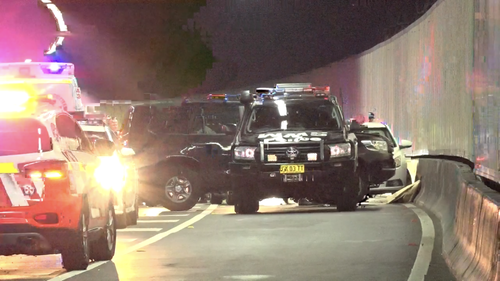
[{"left": 0, "top": 0, "right": 435, "bottom": 100}]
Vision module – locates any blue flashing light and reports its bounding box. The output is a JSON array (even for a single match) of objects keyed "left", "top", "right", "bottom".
[{"left": 40, "top": 63, "right": 67, "bottom": 74}]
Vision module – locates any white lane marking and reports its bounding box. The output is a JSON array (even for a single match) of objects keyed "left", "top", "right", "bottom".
[
  {"left": 137, "top": 220, "right": 179, "bottom": 223},
  {"left": 138, "top": 214, "right": 189, "bottom": 218},
  {"left": 140, "top": 208, "right": 167, "bottom": 217},
  {"left": 117, "top": 238, "right": 137, "bottom": 243},
  {"left": 1, "top": 174, "right": 28, "bottom": 206},
  {"left": 404, "top": 204, "right": 435, "bottom": 281},
  {"left": 117, "top": 228, "right": 162, "bottom": 232},
  {"left": 116, "top": 204, "right": 217, "bottom": 257},
  {"left": 223, "top": 275, "right": 273, "bottom": 280},
  {"left": 48, "top": 204, "right": 218, "bottom": 281},
  {"left": 48, "top": 261, "right": 108, "bottom": 281},
  {"left": 158, "top": 214, "right": 189, "bottom": 217}
]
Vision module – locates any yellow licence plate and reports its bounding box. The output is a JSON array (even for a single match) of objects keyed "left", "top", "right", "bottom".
[{"left": 279, "top": 164, "right": 305, "bottom": 174}]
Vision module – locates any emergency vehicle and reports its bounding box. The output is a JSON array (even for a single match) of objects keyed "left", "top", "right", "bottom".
[
  {"left": 75, "top": 112, "right": 139, "bottom": 229},
  {"left": 0, "top": 82, "right": 116, "bottom": 270},
  {"left": 0, "top": 61, "right": 84, "bottom": 112}
]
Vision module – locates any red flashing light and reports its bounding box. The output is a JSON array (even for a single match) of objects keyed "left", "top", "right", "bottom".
[
  {"left": 34, "top": 213, "right": 59, "bottom": 224},
  {"left": 208, "top": 94, "right": 226, "bottom": 100}
]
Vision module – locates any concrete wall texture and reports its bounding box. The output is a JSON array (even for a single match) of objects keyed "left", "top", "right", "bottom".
[{"left": 242, "top": 0, "right": 499, "bottom": 183}]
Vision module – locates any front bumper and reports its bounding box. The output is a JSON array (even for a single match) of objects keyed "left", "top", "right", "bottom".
[
  {"left": 358, "top": 150, "right": 397, "bottom": 184},
  {"left": 369, "top": 161, "right": 408, "bottom": 195},
  {"left": 230, "top": 159, "right": 356, "bottom": 197}
]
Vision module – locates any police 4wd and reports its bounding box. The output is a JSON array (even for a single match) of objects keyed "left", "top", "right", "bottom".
[{"left": 229, "top": 85, "right": 396, "bottom": 214}]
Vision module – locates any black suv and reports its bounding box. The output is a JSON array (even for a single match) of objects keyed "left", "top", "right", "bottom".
[
  {"left": 121, "top": 94, "right": 242, "bottom": 211},
  {"left": 229, "top": 86, "right": 396, "bottom": 214}
]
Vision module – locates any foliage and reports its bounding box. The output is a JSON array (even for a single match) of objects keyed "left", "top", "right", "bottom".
[{"left": 140, "top": 1, "right": 215, "bottom": 97}]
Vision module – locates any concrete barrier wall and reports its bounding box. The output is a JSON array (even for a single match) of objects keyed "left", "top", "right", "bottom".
[
  {"left": 415, "top": 159, "right": 500, "bottom": 280},
  {"left": 229, "top": 0, "right": 500, "bottom": 183},
  {"left": 239, "top": 0, "right": 475, "bottom": 161}
]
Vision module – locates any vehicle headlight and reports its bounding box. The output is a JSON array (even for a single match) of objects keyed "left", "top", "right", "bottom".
[
  {"left": 394, "top": 155, "right": 402, "bottom": 168},
  {"left": 361, "top": 140, "right": 388, "bottom": 152},
  {"left": 234, "top": 146, "right": 257, "bottom": 160},
  {"left": 329, "top": 143, "right": 351, "bottom": 158},
  {"left": 94, "top": 153, "right": 127, "bottom": 193}
]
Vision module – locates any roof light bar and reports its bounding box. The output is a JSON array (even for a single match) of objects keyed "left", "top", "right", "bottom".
[{"left": 205, "top": 93, "right": 241, "bottom": 102}]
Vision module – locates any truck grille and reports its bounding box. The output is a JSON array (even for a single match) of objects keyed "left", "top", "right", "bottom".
[{"left": 260, "top": 142, "right": 324, "bottom": 163}]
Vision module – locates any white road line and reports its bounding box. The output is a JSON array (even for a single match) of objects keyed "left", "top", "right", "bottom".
[
  {"left": 117, "top": 238, "right": 137, "bottom": 243},
  {"left": 48, "top": 204, "right": 218, "bottom": 281},
  {"left": 48, "top": 261, "right": 108, "bottom": 281},
  {"left": 404, "top": 204, "right": 435, "bottom": 281},
  {"left": 138, "top": 214, "right": 190, "bottom": 218},
  {"left": 117, "top": 228, "right": 162, "bottom": 232},
  {"left": 137, "top": 220, "right": 179, "bottom": 223},
  {"left": 157, "top": 214, "right": 190, "bottom": 217}
]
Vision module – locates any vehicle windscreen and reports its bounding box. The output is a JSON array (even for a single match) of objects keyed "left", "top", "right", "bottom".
[
  {"left": 0, "top": 118, "right": 51, "bottom": 156},
  {"left": 356, "top": 127, "right": 397, "bottom": 147},
  {"left": 245, "top": 100, "right": 341, "bottom": 134}
]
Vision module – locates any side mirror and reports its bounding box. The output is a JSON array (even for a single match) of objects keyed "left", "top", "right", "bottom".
[
  {"left": 240, "top": 91, "right": 255, "bottom": 105},
  {"left": 94, "top": 139, "right": 115, "bottom": 156},
  {"left": 221, "top": 124, "right": 237, "bottom": 135},
  {"left": 399, "top": 139, "right": 413, "bottom": 149}
]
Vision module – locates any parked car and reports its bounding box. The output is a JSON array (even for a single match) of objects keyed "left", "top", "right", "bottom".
[
  {"left": 357, "top": 122, "right": 413, "bottom": 194},
  {"left": 75, "top": 114, "right": 139, "bottom": 229},
  {"left": 0, "top": 85, "right": 116, "bottom": 270}
]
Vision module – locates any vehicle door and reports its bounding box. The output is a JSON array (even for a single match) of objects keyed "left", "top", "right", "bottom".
[
  {"left": 187, "top": 104, "right": 237, "bottom": 189},
  {"left": 157, "top": 106, "right": 190, "bottom": 156}
]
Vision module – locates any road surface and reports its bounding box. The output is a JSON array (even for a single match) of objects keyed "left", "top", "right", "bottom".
[{"left": 0, "top": 198, "right": 455, "bottom": 281}]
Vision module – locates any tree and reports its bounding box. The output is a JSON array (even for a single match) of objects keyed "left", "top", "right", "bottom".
[{"left": 139, "top": 1, "right": 215, "bottom": 97}]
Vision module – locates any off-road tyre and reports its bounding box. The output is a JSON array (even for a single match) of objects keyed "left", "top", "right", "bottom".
[
  {"left": 159, "top": 168, "right": 201, "bottom": 211},
  {"left": 337, "top": 177, "right": 360, "bottom": 212},
  {"left": 234, "top": 197, "right": 259, "bottom": 214}
]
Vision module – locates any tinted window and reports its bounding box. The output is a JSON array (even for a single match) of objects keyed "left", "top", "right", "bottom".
[
  {"left": 202, "top": 104, "right": 241, "bottom": 134},
  {"left": 161, "top": 107, "right": 189, "bottom": 134},
  {"left": 0, "top": 118, "right": 51, "bottom": 156},
  {"left": 246, "top": 100, "right": 341, "bottom": 134}
]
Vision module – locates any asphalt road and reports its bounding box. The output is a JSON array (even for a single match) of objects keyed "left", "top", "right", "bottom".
[{"left": 0, "top": 198, "right": 456, "bottom": 281}]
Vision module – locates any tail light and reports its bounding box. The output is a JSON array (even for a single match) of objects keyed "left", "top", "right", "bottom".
[
  {"left": 21, "top": 160, "right": 68, "bottom": 180},
  {"left": 34, "top": 213, "right": 59, "bottom": 224}
]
